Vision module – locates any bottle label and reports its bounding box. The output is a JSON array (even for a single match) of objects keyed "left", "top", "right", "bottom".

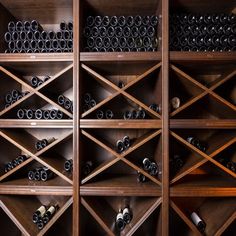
[
  {"left": 37, "top": 205, "right": 46, "bottom": 216},
  {"left": 123, "top": 207, "right": 130, "bottom": 215},
  {"left": 47, "top": 206, "right": 56, "bottom": 215},
  {"left": 116, "top": 212, "right": 124, "bottom": 221},
  {"left": 191, "top": 212, "right": 202, "bottom": 225}
]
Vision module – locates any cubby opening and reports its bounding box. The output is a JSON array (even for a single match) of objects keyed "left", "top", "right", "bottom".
[
  {"left": 0, "top": 1, "right": 73, "bottom": 53},
  {"left": 80, "top": 0, "right": 162, "bottom": 52},
  {"left": 0, "top": 195, "right": 72, "bottom": 236},
  {"left": 171, "top": 197, "right": 236, "bottom": 236},
  {"left": 81, "top": 196, "right": 161, "bottom": 236}
]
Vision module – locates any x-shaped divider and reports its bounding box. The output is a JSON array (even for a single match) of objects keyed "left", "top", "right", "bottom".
[
  {"left": 0, "top": 195, "right": 73, "bottom": 236},
  {"left": 170, "top": 130, "right": 236, "bottom": 183},
  {"left": 81, "top": 129, "right": 162, "bottom": 186},
  {"left": 81, "top": 62, "right": 162, "bottom": 119},
  {"left": 170, "top": 64, "right": 236, "bottom": 117},
  {"left": 0, "top": 64, "right": 74, "bottom": 118},
  {"left": 81, "top": 196, "right": 162, "bottom": 236},
  {"left": 0, "top": 129, "right": 73, "bottom": 185}
]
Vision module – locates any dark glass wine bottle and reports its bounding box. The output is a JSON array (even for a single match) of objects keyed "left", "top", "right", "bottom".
[
  {"left": 64, "top": 159, "right": 73, "bottom": 172},
  {"left": 190, "top": 212, "right": 206, "bottom": 233},
  {"left": 32, "top": 205, "right": 47, "bottom": 223},
  {"left": 116, "top": 209, "right": 125, "bottom": 231}
]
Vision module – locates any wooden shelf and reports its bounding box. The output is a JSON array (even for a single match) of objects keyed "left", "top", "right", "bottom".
[
  {"left": 80, "top": 175, "right": 161, "bottom": 196},
  {"left": 0, "top": 120, "right": 73, "bottom": 128},
  {"left": 170, "top": 52, "right": 236, "bottom": 62},
  {"left": 0, "top": 53, "right": 73, "bottom": 62},
  {"left": 80, "top": 52, "right": 161, "bottom": 62},
  {"left": 0, "top": 177, "right": 72, "bottom": 195},
  {"left": 170, "top": 119, "right": 236, "bottom": 129},
  {"left": 80, "top": 119, "right": 161, "bottom": 129}
]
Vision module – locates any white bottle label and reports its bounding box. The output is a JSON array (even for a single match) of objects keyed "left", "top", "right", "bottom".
[
  {"left": 123, "top": 208, "right": 130, "bottom": 215},
  {"left": 116, "top": 212, "right": 123, "bottom": 221},
  {"left": 191, "top": 212, "right": 202, "bottom": 225},
  {"left": 37, "top": 206, "right": 46, "bottom": 216},
  {"left": 47, "top": 206, "right": 56, "bottom": 215}
]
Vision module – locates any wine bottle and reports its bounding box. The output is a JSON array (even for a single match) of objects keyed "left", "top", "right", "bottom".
[
  {"left": 17, "top": 154, "right": 28, "bottom": 164},
  {"left": 137, "top": 109, "right": 146, "bottom": 119},
  {"left": 123, "top": 111, "right": 132, "bottom": 120},
  {"left": 123, "top": 136, "right": 130, "bottom": 149},
  {"left": 17, "top": 109, "right": 26, "bottom": 119},
  {"left": 40, "top": 137, "right": 56, "bottom": 148},
  {"left": 34, "top": 167, "right": 43, "bottom": 181},
  {"left": 137, "top": 171, "right": 146, "bottom": 183},
  {"left": 116, "top": 209, "right": 125, "bottom": 231},
  {"left": 28, "top": 170, "right": 35, "bottom": 180},
  {"left": 149, "top": 162, "right": 159, "bottom": 176},
  {"left": 43, "top": 110, "right": 50, "bottom": 119},
  {"left": 56, "top": 110, "right": 64, "bottom": 119},
  {"left": 187, "top": 137, "right": 206, "bottom": 152},
  {"left": 26, "top": 109, "right": 34, "bottom": 119},
  {"left": 190, "top": 212, "right": 206, "bottom": 233},
  {"left": 82, "top": 161, "right": 93, "bottom": 176},
  {"left": 5, "top": 92, "right": 12, "bottom": 104},
  {"left": 41, "top": 168, "right": 54, "bottom": 181},
  {"left": 31, "top": 76, "right": 43, "bottom": 88},
  {"left": 149, "top": 103, "right": 161, "bottom": 113},
  {"left": 35, "top": 109, "right": 43, "bottom": 119},
  {"left": 143, "top": 157, "right": 151, "bottom": 171},
  {"left": 170, "top": 97, "right": 181, "bottom": 110},
  {"left": 37, "top": 219, "right": 45, "bottom": 230},
  {"left": 173, "top": 154, "right": 184, "bottom": 170},
  {"left": 105, "top": 110, "right": 114, "bottom": 119},
  {"left": 123, "top": 206, "right": 132, "bottom": 224},
  {"left": 32, "top": 205, "right": 47, "bottom": 223},
  {"left": 43, "top": 205, "right": 57, "bottom": 224},
  {"left": 116, "top": 140, "right": 125, "bottom": 153},
  {"left": 226, "top": 161, "right": 236, "bottom": 173},
  {"left": 96, "top": 110, "right": 104, "bottom": 119},
  {"left": 64, "top": 159, "right": 73, "bottom": 172}
]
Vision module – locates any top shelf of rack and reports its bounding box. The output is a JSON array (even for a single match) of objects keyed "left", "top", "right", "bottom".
[
  {"left": 0, "top": 0, "right": 73, "bottom": 24},
  {"left": 170, "top": 0, "right": 236, "bottom": 14},
  {"left": 80, "top": 52, "right": 161, "bottom": 62}
]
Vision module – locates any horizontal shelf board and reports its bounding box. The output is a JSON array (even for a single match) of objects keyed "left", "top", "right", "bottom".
[
  {"left": 0, "top": 119, "right": 73, "bottom": 128},
  {"left": 0, "top": 53, "right": 73, "bottom": 62},
  {"left": 170, "top": 119, "right": 236, "bottom": 129},
  {"left": 80, "top": 175, "right": 161, "bottom": 196},
  {"left": 80, "top": 119, "right": 162, "bottom": 129},
  {"left": 0, "top": 178, "right": 72, "bottom": 195},
  {"left": 170, "top": 52, "right": 236, "bottom": 62},
  {"left": 80, "top": 52, "right": 161, "bottom": 62},
  {"left": 170, "top": 175, "right": 236, "bottom": 197}
]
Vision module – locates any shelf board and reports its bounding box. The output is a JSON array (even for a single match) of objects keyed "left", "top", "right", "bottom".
[
  {"left": 0, "top": 119, "right": 73, "bottom": 128},
  {"left": 170, "top": 175, "right": 236, "bottom": 197},
  {"left": 80, "top": 52, "right": 161, "bottom": 62},
  {"left": 80, "top": 119, "right": 161, "bottom": 129},
  {"left": 170, "top": 52, "right": 236, "bottom": 62},
  {"left": 80, "top": 175, "right": 161, "bottom": 196},
  {"left": 0, "top": 53, "right": 73, "bottom": 62},
  {"left": 170, "top": 119, "right": 236, "bottom": 129},
  {"left": 0, "top": 177, "right": 72, "bottom": 195}
]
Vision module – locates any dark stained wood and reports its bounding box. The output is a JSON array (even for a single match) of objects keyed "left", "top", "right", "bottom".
[
  {"left": 170, "top": 0, "right": 236, "bottom": 14},
  {"left": 80, "top": 175, "right": 161, "bottom": 196},
  {"left": 0, "top": 0, "right": 73, "bottom": 25},
  {"left": 161, "top": 0, "right": 170, "bottom": 235},
  {"left": 80, "top": 52, "right": 161, "bottom": 62}
]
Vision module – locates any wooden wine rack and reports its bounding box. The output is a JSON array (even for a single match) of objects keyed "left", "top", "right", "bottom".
[{"left": 0, "top": 0, "right": 235, "bottom": 235}]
